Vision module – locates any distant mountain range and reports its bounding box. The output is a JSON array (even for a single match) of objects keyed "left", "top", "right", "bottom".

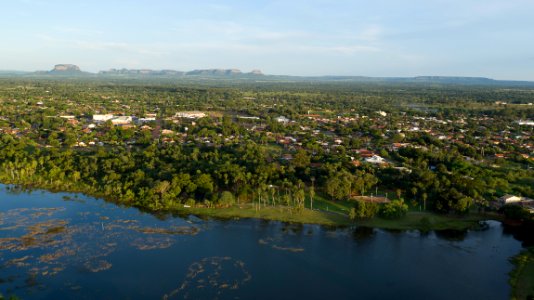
[{"left": 2, "top": 64, "right": 534, "bottom": 87}]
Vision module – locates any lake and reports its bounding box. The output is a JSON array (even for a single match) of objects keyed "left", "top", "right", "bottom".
[{"left": 0, "top": 185, "right": 523, "bottom": 300}]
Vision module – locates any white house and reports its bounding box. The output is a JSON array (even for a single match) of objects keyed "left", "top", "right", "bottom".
[
  {"left": 136, "top": 117, "right": 156, "bottom": 124},
  {"left": 175, "top": 111, "right": 206, "bottom": 119},
  {"left": 376, "top": 110, "right": 387, "bottom": 117},
  {"left": 517, "top": 120, "right": 534, "bottom": 126},
  {"left": 499, "top": 195, "right": 522, "bottom": 205},
  {"left": 111, "top": 116, "right": 133, "bottom": 125},
  {"left": 93, "top": 114, "right": 114, "bottom": 122},
  {"left": 275, "top": 116, "right": 291, "bottom": 123},
  {"left": 365, "top": 155, "right": 386, "bottom": 164}
]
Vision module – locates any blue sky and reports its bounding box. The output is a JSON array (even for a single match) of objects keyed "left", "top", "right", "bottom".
[{"left": 2, "top": 0, "right": 534, "bottom": 79}]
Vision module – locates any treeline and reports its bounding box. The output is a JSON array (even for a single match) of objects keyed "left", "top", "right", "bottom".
[{"left": 0, "top": 133, "right": 531, "bottom": 214}]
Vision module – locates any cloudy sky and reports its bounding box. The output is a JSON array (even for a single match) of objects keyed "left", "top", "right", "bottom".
[{"left": 2, "top": 0, "right": 534, "bottom": 79}]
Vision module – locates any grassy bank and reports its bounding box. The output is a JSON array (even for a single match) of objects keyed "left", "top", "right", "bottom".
[
  {"left": 510, "top": 248, "right": 534, "bottom": 300},
  {"left": 356, "top": 211, "right": 499, "bottom": 231},
  {"left": 2, "top": 183, "right": 494, "bottom": 230},
  {"left": 172, "top": 203, "right": 492, "bottom": 231}
]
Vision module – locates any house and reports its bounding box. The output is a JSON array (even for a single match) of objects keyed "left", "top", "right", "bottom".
[
  {"left": 376, "top": 110, "right": 387, "bottom": 117},
  {"left": 93, "top": 114, "right": 114, "bottom": 122},
  {"left": 175, "top": 111, "right": 206, "bottom": 119},
  {"left": 498, "top": 195, "right": 522, "bottom": 205},
  {"left": 66, "top": 119, "right": 79, "bottom": 126},
  {"left": 365, "top": 155, "right": 386, "bottom": 164},
  {"left": 111, "top": 116, "right": 133, "bottom": 125},
  {"left": 351, "top": 160, "right": 361, "bottom": 167},
  {"left": 357, "top": 149, "right": 375, "bottom": 158},
  {"left": 161, "top": 129, "right": 175, "bottom": 135},
  {"left": 498, "top": 195, "right": 534, "bottom": 213},
  {"left": 136, "top": 117, "right": 156, "bottom": 124},
  {"left": 517, "top": 120, "right": 534, "bottom": 126},
  {"left": 275, "top": 116, "right": 291, "bottom": 124}
]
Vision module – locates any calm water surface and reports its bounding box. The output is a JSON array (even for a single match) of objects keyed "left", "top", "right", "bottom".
[{"left": 0, "top": 185, "right": 522, "bottom": 299}]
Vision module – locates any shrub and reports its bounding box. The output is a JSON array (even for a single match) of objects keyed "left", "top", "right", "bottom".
[
  {"left": 380, "top": 200, "right": 408, "bottom": 219},
  {"left": 352, "top": 200, "right": 380, "bottom": 219}
]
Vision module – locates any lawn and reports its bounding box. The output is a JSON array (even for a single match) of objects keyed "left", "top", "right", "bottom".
[
  {"left": 176, "top": 204, "right": 350, "bottom": 226},
  {"left": 173, "top": 201, "right": 493, "bottom": 231}
]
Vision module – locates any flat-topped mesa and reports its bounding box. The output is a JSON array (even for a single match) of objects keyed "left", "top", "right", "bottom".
[
  {"left": 52, "top": 64, "right": 81, "bottom": 72},
  {"left": 249, "top": 69, "right": 263, "bottom": 75}
]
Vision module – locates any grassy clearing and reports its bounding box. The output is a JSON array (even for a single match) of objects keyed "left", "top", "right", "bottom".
[
  {"left": 305, "top": 194, "right": 352, "bottom": 214},
  {"left": 510, "top": 248, "right": 534, "bottom": 300},
  {"left": 176, "top": 204, "right": 350, "bottom": 226}
]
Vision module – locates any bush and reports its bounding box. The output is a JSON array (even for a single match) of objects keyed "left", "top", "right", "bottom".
[
  {"left": 380, "top": 200, "right": 408, "bottom": 219},
  {"left": 351, "top": 200, "right": 380, "bottom": 220}
]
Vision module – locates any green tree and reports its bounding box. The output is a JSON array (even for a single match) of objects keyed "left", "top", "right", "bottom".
[
  {"left": 380, "top": 200, "right": 408, "bottom": 219},
  {"left": 218, "top": 191, "right": 236, "bottom": 207}
]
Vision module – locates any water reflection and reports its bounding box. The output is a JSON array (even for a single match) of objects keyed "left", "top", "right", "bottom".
[
  {"left": 352, "top": 226, "right": 375, "bottom": 242},
  {"left": 434, "top": 229, "right": 468, "bottom": 242}
]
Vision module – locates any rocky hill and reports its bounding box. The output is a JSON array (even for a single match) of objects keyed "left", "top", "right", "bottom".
[{"left": 48, "top": 64, "right": 84, "bottom": 75}]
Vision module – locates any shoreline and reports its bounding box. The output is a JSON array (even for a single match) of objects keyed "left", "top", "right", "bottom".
[
  {"left": 2, "top": 183, "right": 498, "bottom": 231},
  {"left": 171, "top": 204, "right": 499, "bottom": 231}
]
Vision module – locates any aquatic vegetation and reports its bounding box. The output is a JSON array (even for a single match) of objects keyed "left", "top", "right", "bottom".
[
  {"left": 0, "top": 205, "right": 201, "bottom": 290},
  {"left": 164, "top": 257, "right": 252, "bottom": 300},
  {"left": 258, "top": 236, "right": 305, "bottom": 252},
  {"left": 84, "top": 260, "right": 112, "bottom": 273}
]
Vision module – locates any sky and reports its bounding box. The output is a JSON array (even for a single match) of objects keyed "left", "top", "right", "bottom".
[{"left": 2, "top": 0, "right": 534, "bottom": 80}]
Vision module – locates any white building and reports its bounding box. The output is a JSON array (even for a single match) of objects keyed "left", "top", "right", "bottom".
[
  {"left": 93, "top": 114, "right": 114, "bottom": 122},
  {"left": 365, "top": 155, "right": 386, "bottom": 164},
  {"left": 517, "top": 120, "right": 534, "bottom": 126},
  {"left": 275, "top": 116, "right": 290, "bottom": 123},
  {"left": 499, "top": 195, "right": 522, "bottom": 205},
  {"left": 111, "top": 116, "right": 133, "bottom": 125},
  {"left": 136, "top": 117, "right": 156, "bottom": 124},
  {"left": 376, "top": 111, "right": 387, "bottom": 117},
  {"left": 175, "top": 111, "right": 206, "bottom": 119}
]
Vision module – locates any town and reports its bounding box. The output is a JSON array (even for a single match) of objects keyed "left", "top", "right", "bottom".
[{"left": 0, "top": 78, "right": 532, "bottom": 220}]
